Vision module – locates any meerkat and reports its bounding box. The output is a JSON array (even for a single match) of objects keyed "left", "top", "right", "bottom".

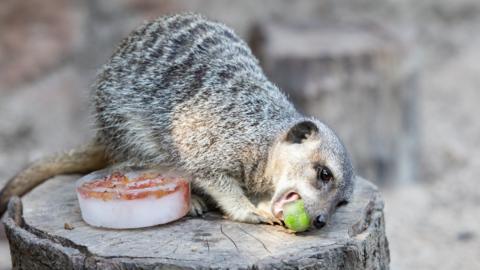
[{"left": 0, "top": 13, "right": 354, "bottom": 229}]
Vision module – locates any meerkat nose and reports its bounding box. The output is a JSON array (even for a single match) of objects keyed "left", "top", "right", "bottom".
[{"left": 314, "top": 214, "right": 327, "bottom": 229}]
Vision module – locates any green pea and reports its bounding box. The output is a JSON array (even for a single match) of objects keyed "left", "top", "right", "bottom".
[{"left": 283, "top": 199, "right": 310, "bottom": 232}]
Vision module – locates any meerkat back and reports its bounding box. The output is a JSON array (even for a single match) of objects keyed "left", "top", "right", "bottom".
[{"left": 92, "top": 13, "right": 297, "bottom": 168}]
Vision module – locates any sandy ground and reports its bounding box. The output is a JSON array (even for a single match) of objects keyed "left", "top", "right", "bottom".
[{"left": 385, "top": 37, "right": 480, "bottom": 270}]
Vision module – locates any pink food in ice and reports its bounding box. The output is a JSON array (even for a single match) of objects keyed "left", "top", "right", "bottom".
[{"left": 76, "top": 169, "right": 190, "bottom": 229}]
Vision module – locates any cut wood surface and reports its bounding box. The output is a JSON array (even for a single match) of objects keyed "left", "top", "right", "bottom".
[{"left": 3, "top": 175, "right": 389, "bottom": 269}]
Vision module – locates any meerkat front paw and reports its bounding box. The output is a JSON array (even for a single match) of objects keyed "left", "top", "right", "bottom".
[
  {"left": 231, "top": 208, "right": 282, "bottom": 225},
  {"left": 188, "top": 194, "right": 208, "bottom": 216}
]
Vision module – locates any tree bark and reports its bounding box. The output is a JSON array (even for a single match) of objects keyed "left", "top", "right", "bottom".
[{"left": 3, "top": 175, "right": 389, "bottom": 269}]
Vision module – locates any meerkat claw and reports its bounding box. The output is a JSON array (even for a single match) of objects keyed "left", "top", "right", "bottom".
[
  {"left": 188, "top": 195, "right": 208, "bottom": 217},
  {"left": 242, "top": 209, "right": 281, "bottom": 225}
]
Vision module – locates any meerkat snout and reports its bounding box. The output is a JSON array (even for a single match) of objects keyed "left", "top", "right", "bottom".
[{"left": 267, "top": 120, "right": 355, "bottom": 229}]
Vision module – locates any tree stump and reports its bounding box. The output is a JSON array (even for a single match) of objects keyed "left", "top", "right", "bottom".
[
  {"left": 251, "top": 20, "right": 419, "bottom": 184},
  {"left": 3, "top": 175, "right": 389, "bottom": 269}
]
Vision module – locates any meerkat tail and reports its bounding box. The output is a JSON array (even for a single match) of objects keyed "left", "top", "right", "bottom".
[{"left": 0, "top": 141, "right": 109, "bottom": 216}]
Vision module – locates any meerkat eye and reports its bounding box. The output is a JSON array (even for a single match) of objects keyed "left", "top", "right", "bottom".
[{"left": 317, "top": 166, "right": 334, "bottom": 183}]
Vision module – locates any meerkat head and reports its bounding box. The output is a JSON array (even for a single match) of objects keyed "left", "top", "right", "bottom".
[{"left": 266, "top": 119, "right": 354, "bottom": 229}]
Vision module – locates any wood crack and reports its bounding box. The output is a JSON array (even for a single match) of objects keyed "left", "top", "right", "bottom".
[
  {"left": 220, "top": 224, "right": 239, "bottom": 252},
  {"left": 238, "top": 226, "right": 271, "bottom": 254},
  {"left": 205, "top": 238, "right": 210, "bottom": 254}
]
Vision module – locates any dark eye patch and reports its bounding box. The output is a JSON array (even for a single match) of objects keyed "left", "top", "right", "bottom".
[{"left": 317, "top": 166, "right": 334, "bottom": 183}]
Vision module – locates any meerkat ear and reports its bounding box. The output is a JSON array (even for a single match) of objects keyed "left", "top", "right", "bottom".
[{"left": 285, "top": 121, "right": 319, "bottom": 144}]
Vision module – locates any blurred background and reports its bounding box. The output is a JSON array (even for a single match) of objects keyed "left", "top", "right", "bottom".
[{"left": 0, "top": 0, "right": 479, "bottom": 269}]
